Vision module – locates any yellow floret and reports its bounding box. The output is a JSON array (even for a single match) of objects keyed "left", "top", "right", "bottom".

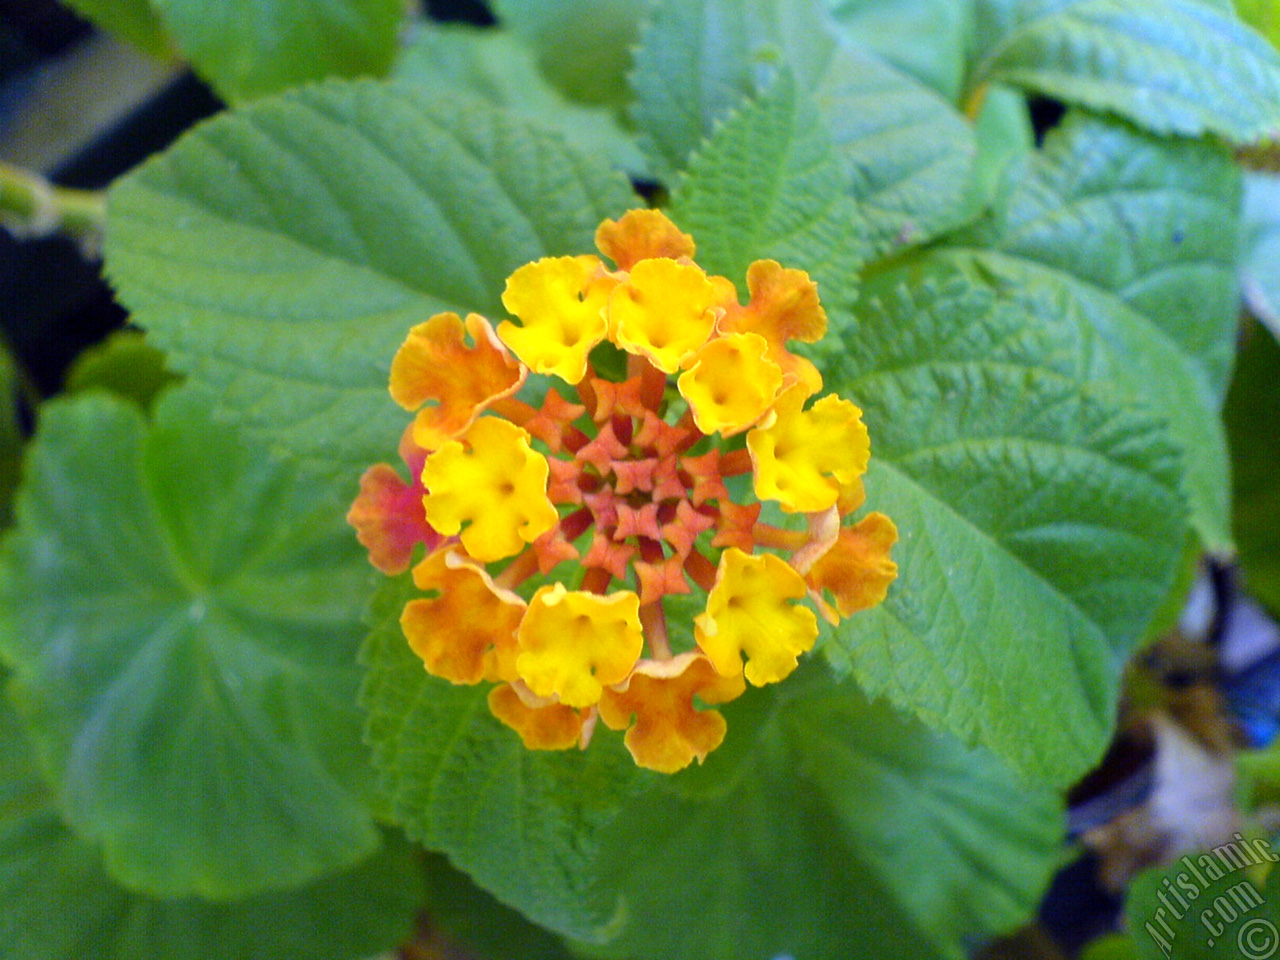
[
  {"left": 421, "top": 417, "right": 559, "bottom": 562},
  {"left": 694, "top": 548, "right": 818, "bottom": 685},
  {"left": 516, "top": 584, "right": 643, "bottom": 708},
  {"left": 747, "top": 384, "right": 870, "bottom": 513}
]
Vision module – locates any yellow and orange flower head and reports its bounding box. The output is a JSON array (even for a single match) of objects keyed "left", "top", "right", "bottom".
[{"left": 350, "top": 209, "right": 899, "bottom": 774}]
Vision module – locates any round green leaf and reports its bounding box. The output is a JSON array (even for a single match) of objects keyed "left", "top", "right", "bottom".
[
  {"left": 393, "top": 24, "right": 645, "bottom": 173},
  {"left": 0, "top": 687, "right": 423, "bottom": 960},
  {"left": 826, "top": 0, "right": 974, "bottom": 102},
  {"left": 493, "top": 0, "right": 656, "bottom": 107},
  {"left": 0, "top": 386, "right": 380, "bottom": 898},
  {"left": 59, "top": 0, "right": 174, "bottom": 59},
  {"left": 105, "top": 79, "right": 636, "bottom": 470}
]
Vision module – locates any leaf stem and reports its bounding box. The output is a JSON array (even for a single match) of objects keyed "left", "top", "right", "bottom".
[{"left": 0, "top": 162, "right": 107, "bottom": 253}]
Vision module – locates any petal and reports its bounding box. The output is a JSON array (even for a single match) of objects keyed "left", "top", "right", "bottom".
[
  {"left": 720, "top": 261, "right": 827, "bottom": 393},
  {"left": 498, "top": 255, "right": 613, "bottom": 384},
  {"left": 806, "top": 512, "right": 899, "bottom": 622},
  {"left": 694, "top": 548, "right": 818, "bottom": 686},
  {"left": 598, "top": 653, "right": 745, "bottom": 773},
  {"left": 747, "top": 384, "right": 871, "bottom": 513},
  {"left": 402, "top": 549, "right": 526, "bottom": 683},
  {"left": 347, "top": 462, "right": 440, "bottom": 574},
  {"left": 609, "top": 259, "right": 719, "bottom": 372},
  {"left": 722, "top": 259, "right": 827, "bottom": 344},
  {"left": 516, "top": 584, "right": 643, "bottom": 708},
  {"left": 595, "top": 209, "right": 695, "bottom": 270},
  {"left": 390, "top": 312, "right": 526, "bottom": 451},
  {"left": 422, "top": 417, "right": 559, "bottom": 563},
  {"left": 677, "top": 332, "right": 783, "bottom": 435},
  {"left": 488, "top": 683, "right": 584, "bottom": 750}
]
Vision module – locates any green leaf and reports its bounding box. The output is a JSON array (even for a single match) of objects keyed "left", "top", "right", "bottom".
[
  {"left": 1238, "top": 729, "right": 1280, "bottom": 812},
  {"left": 1238, "top": 0, "right": 1280, "bottom": 51},
  {"left": 58, "top": 0, "right": 174, "bottom": 59},
  {"left": 1124, "top": 845, "right": 1279, "bottom": 960},
  {"left": 969, "top": 0, "right": 1280, "bottom": 143},
  {"left": 1081, "top": 934, "right": 1141, "bottom": 960},
  {"left": 668, "top": 71, "right": 867, "bottom": 311},
  {"left": 150, "top": 0, "right": 402, "bottom": 103},
  {"left": 969, "top": 84, "right": 1034, "bottom": 213},
  {"left": 64, "top": 329, "right": 180, "bottom": 411},
  {"left": 1226, "top": 324, "right": 1280, "bottom": 618},
  {"left": 1242, "top": 171, "right": 1280, "bottom": 341},
  {"left": 816, "top": 270, "right": 1186, "bottom": 784},
  {"left": 0, "top": 688, "right": 423, "bottom": 960},
  {"left": 631, "top": 0, "right": 976, "bottom": 252},
  {"left": 360, "top": 573, "right": 651, "bottom": 943},
  {"left": 392, "top": 23, "right": 645, "bottom": 173},
  {"left": 826, "top": 0, "right": 974, "bottom": 101},
  {"left": 595, "top": 670, "right": 1064, "bottom": 960},
  {"left": 420, "top": 852, "right": 578, "bottom": 960},
  {"left": 492, "top": 0, "right": 656, "bottom": 107},
  {"left": 105, "top": 79, "right": 636, "bottom": 470},
  {"left": 0, "top": 343, "right": 23, "bottom": 529},
  {"left": 364, "top": 563, "right": 1064, "bottom": 959},
  {"left": 0, "top": 385, "right": 381, "bottom": 899},
  {"left": 940, "top": 111, "right": 1241, "bottom": 551}
]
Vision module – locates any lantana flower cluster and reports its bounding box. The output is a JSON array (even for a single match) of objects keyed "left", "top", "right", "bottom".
[{"left": 349, "top": 210, "right": 897, "bottom": 773}]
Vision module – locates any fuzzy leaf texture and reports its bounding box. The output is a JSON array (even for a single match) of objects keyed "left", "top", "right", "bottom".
[
  {"left": 0, "top": 682, "right": 423, "bottom": 960},
  {"left": 668, "top": 71, "right": 868, "bottom": 311},
  {"left": 104, "top": 80, "right": 635, "bottom": 471},
  {"left": 362, "top": 578, "right": 1065, "bottom": 960},
  {"left": 969, "top": 0, "right": 1280, "bottom": 143},
  {"left": 939, "top": 111, "right": 1240, "bottom": 551},
  {"left": 0, "top": 386, "right": 381, "bottom": 898},
  {"left": 149, "top": 0, "right": 402, "bottom": 102},
  {"left": 631, "top": 0, "right": 976, "bottom": 252},
  {"left": 815, "top": 271, "right": 1187, "bottom": 785}
]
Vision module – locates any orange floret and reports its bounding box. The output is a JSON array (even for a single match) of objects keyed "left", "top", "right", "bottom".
[
  {"left": 720, "top": 260, "right": 827, "bottom": 394},
  {"left": 488, "top": 683, "right": 585, "bottom": 750},
  {"left": 390, "top": 312, "right": 525, "bottom": 451},
  {"left": 595, "top": 208, "right": 695, "bottom": 270},
  {"left": 806, "top": 512, "right": 899, "bottom": 623},
  {"left": 401, "top": 549, "right": 526, "bottom": 684},
  {"left": 599, "top": 653, "right": 746, "bottom": 773}
]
